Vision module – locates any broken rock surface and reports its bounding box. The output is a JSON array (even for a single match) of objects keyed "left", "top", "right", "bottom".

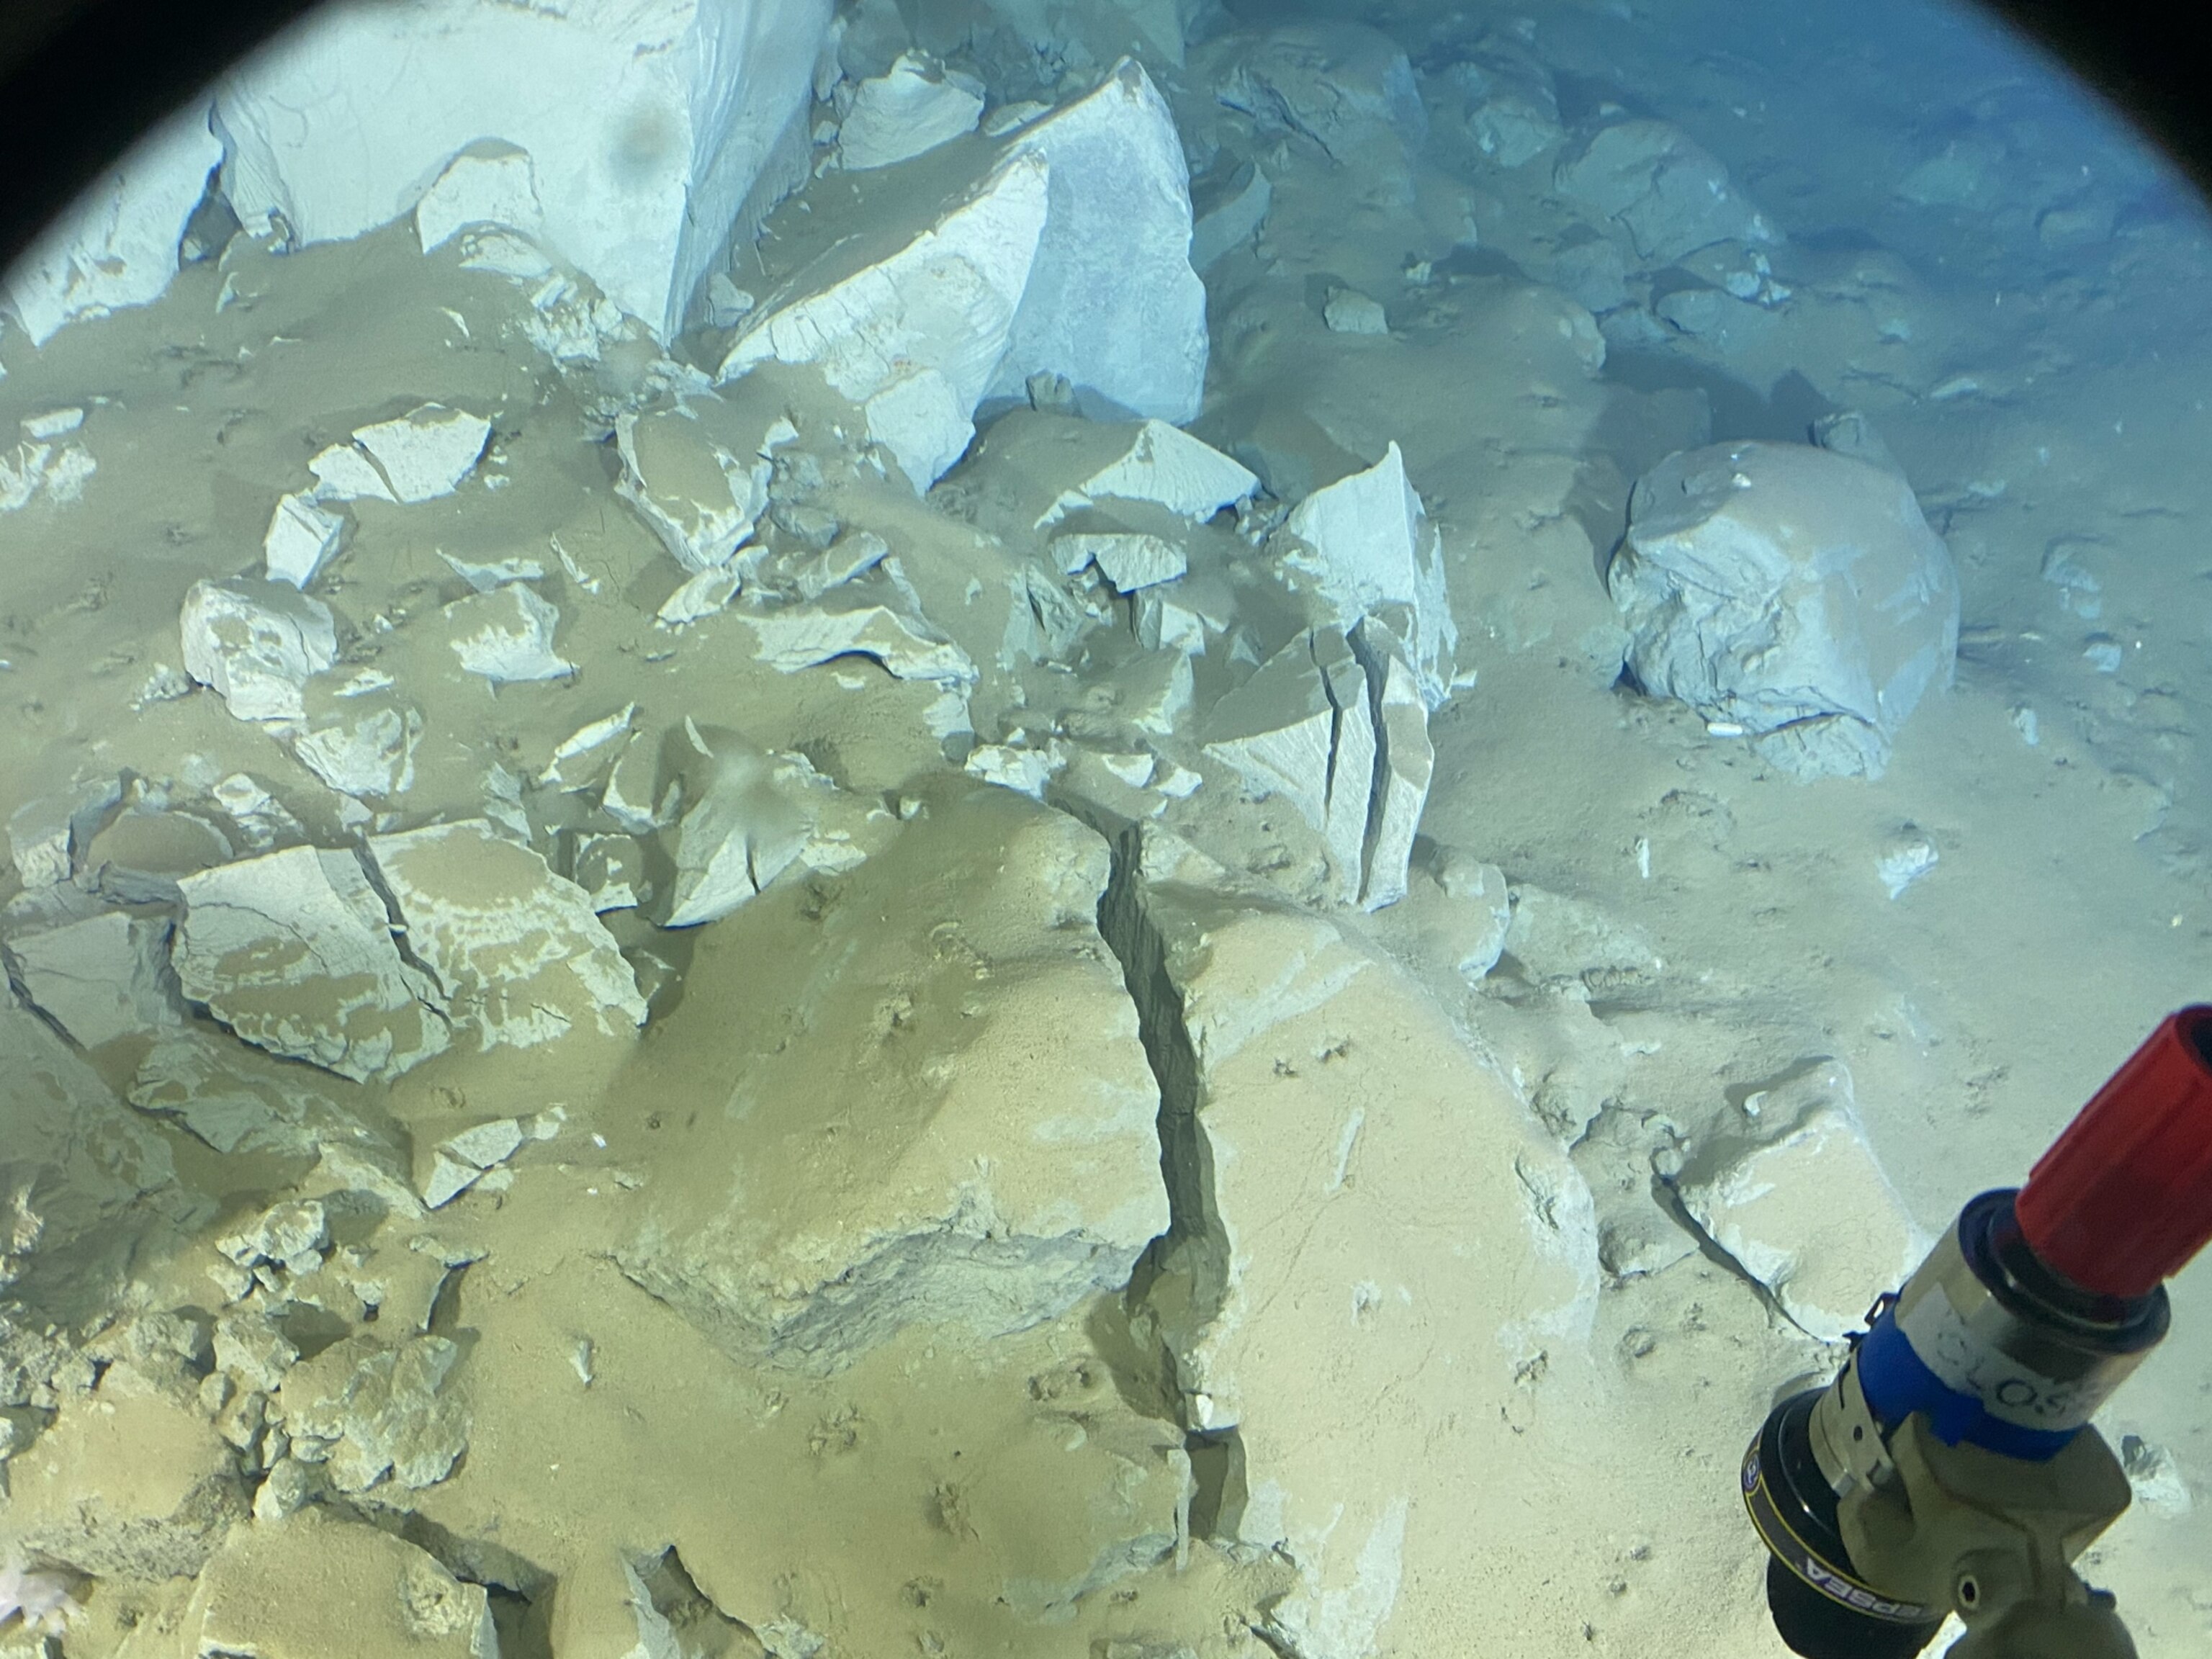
[
  {"left": 1610, "top": 441, "right": 1961, "bottom": 779},
  {"left": 365, "top": 818, "right": 647, "bottom": 1048},
  {"left": 617, "top": 785, "right": 1166, "bottom": 1372},
  {"left": 180, "top": 579, "right": 340, "bottom": 723},
  {"left": 173, "top": 845, "right": 451, "bottom": 1082}
]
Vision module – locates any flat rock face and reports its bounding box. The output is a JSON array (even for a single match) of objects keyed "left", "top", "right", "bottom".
[
  {"left": 3, "top": 911, "right": 181, "bottom": 1049},
  {"left": 615, "top": 785, "right": 1167, "bottom": 1373},
  {"left": 721, "top": 148, "right": 1051, "bottom": 488},
  {"left": 172, "top": 845, "right": 451, "bottom": 1083},
  {"left": 184, "top": 1504, "right": 495, "bottom": 1659},
  {"left": 1610, "top": 439, "right": 1961, "bottom": 779},
  {"left": 180, "top": 579, "right": 341, "bottom": 724},
  {"left": 1673, "top": 1062, "right": 1923, "bottom": 1343},
  {"left": 364, "top": 819, "right": 647, "bottom": 1049},
  {"left": 985, "top": 60, "right": 1209, "bottom": 424},
  {"left": 1123, "top": 885, "right": 1594, "bottom": 1659},
  {"left": 215, "top": 0, "right": 833, "bottom": 339},
  {"left": 839, "top": 52, "right": 984, "bottom": 170}
]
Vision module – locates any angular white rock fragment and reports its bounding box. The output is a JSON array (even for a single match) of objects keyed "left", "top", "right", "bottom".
[
  {"left": 964, "top": 742, "right": 1066, "bottom": 800},
  {"left": 3, "top": 912, "right": 180, "bottom": 1049},
  {"left": 8, "top": 777, "right": 122, "bottom": 890},
  {"left": 210, "top": 773, "right": 303, "bottom": 853},
  {"left": 615, "top": 397, "right": 773, "bottom": 572},
  {"left": 837, "top": 52, "right": 984, "bottom": 170},
  {"left": 291, "top": 689, "right": 422, "bottom": 802},
  {"left": 570, "top": 832, "right": 646, "bottom": 912},
  {"left": 1275, "top": 443, "right": 1455, "bottom": 709},
  {"left": 439, "top": 552, "right": 543, "bottom": 593},
  {"left": 1610, "top": 441, "right": 1961, "bottom": 781},
  {"left": 739, "top": 601, "right": 976, "bottom": 686},
  {"left": 22, "top": 408, "right": 85, "bottom": 440},
  {"left": 663, "top": 742, "right": 865, "bottom": 927},
  {"left": 444, "top": 584, "right": 573, "bottom": 683},
  {"left": 421, "top": 1150, "right": 487, "bottom": 1212},
  {"left": 1323, "top": 287, "right": 1389, "bottom": 335},
  {"left": 215, "top": 1198, "right": 328, "bottom": 1272},
  {"left": 263, "top": 493, "right": 348, "bottom": 588},
  {"left": 1046, "top": 418, "right": 1258, "bottom": 527},
  {"left": 277, "top": 1334, "right": 468, "bottom": 1493},
  {"left": 786, "top": 529, "right": 889, "bottom": 601},
  {"left": 657, "top": 566, "right": 742, "bottom": 626},
  {"left": 1202, "top": 635, "right": 1337, "bottom": 832},
  {"left": 1136, "top": 591, "right": 1209, "bottom": 655},
  {"left": 1, "top": 101, "right": 223, "bottom": 346},
  {"left": 602, "top": 732, "right": 683, "bottom": 834},
  {"left": 349, "top": 405, "right": 490, "bottom": 504},
  {"left": 1675, "top": 1063, "right": 1922, "bottom": 1343},
  {"left": 1554, "top": 119, "right": 1776, "bottom": 265},
  {"left": 1099, "top": 752, "right": 1155, "bottom": 788},
  {"left": 0, "top": 436, "right": 97, "bottom": 513},
  {"left": 1351, "top": 621, "right": 1434, "bottom": 911},
  {"left": 1434, "top": 850, "right": 1511, "bottom": 980},
  {"left": 308, "top": 441, "right": 397, "bottom": 503},
  {"left": 984, "top": 62, "right": 1207, "bottom": 423},
  {"left": 365, "top": 820, "right": 647, "bottom": 1048},
  {"left": 721, "top": 149, "right": 1050, "bottom": 488},
  {"left": 1053, "top": 531, "right": 1186, "bottom": 591},
  {"left": 1310, "top": 629, "right": 1378, "bottom": 906},
  {"left": 414, "top": 141, "right": 544, "bottom": 253},
  {"left": 213, "top": 0, "right": 831, "bottom": 341},
  {"left": 174, "top": 846, "right": 450, "bottom": 1082},
  {"left": 180, "top": 579, "right": 339, "bottom": 723}
]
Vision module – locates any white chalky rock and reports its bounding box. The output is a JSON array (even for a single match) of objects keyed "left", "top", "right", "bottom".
[
  {"left": 264, "top": 493, "right": 349, "bottom": 588},
  {"left": 3, "top": 912, "right": 181, "bottom": 1049},
  {"left": 214, "top": 0, "right": 833, "bottom": 341},
  {"left": 1053, "top": 531, "right": 1187, "bottom": 591},
  {"left": 964, "top": 742, "right": 1066, "bottom": 800},
  {"left": 1675, "top": 1063, "right": 1921, "bottom": 1344},
  {"left": 276, "top": 1333, "right": 468, "bottom": 1494},
  {"left": 180, "top": 579, "right": 340, "bottom": 723},
  {"left": 1274, "top": 444, "right": 1456, "bottom": 710},
  {"left": 1310, "top": 630, "right": 1378, "bottom": 907},
  {"left": 414, "top": 142, "right": 544, "bottom": 253},
  {"left": 656, "top": 565, "right": 742, "bottom": 626},
  {"left": 721, "top": 149, "right": 1050, "bottom": 488},
  {"left": 615, "top": 397, "right": 772, "bottom": 571},
  {"left": 983, "top": 60, "right": 1208, "bottom": 424},
  {"left": 1202, "top": 634, "right": 1338, "bottom": 834},
  {"left": 1323, "top": 287, "right": 1389, "bottom": 335},
  {"left": 292, "top": 701, "right": 422, "bottom": 802},
  {"left": 662, "top": 739, "right": 865, "bottom": 928},
  {"left": 786, "top": 529, "right": 890, "bottom": 601},
  {"left": 0, "top": 436, "right": 97, "bottom": 512},
  {"left": 422, "top": 1117, "right": 530, "bottom": 1210},
  {"left": 350, "top": 405, "right": 491, "bottom": 503},
  {"left": 365, "top": 820, "right": 647, "bottom": 1048},
  {"left": 1351, "top": 621, "right": 1434, "bottom": 911},
  {"left": 1, "top": 101, "right": 223, "bottom": 346},
  {"left": 1554, "top": 119, "right": 1776, "bottom": 265},
  {"left": 1039, "top": 418, "right": 1258, "bottom": 529},
  {"left": 174, "top": 847, "right": 450, "bottom": 1082},
  {"left": 837, "top": 52, "right": 984, "bottom": 170},
  {"left": 1610, "top": 441, "right": 1961, "bottom": 781},
  {"left": 444, "top": 584, "right": 574, "bottom": 683},
  {"left": 739, "top": 599, "right": 977, "bottom": 687}
]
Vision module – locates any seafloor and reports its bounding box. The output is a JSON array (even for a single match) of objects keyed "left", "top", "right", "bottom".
[{"left": 0, "top": 1, "right": 2206, "bottom": 1655}]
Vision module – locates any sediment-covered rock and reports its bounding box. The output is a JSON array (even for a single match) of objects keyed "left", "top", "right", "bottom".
[
  {"left": 443, "top": 583, "right": 574, "bottom": 683},
  {"left": 615, "top": 785, "right": 1166, "bottom": 1372},
  {"left": 837, "top": 52, "right": 984, "bottom": 170},
  {"left": 3, "top": 911, "right": 181, "bottom": 1049},
  {"left": 172, "top": 846, "right": 451, "bottom": 1083},
  {"left": 1609, "top": 440, "right": 1960, "bottom": 779},
  {"left": 615, "top": 393, "right": 777, "bottom": 572},
  {"left": 274, "top": 1333, "right": 469, "bottom": 1495},
  {"left": 364, "top": 819, "right": 647, "bottom": 1047},
  {"left": 1554, "top": 119, "right": 1776, "bottom": 265}
]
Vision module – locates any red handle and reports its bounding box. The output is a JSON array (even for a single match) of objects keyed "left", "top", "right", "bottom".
[{"left": 2015, "top": 1006, "right": 2212, "bottom": 1298}]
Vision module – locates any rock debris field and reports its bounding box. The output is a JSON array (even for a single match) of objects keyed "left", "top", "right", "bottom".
[{"left": 1, "top": 0, "right": 2209, "bottom": 1655}]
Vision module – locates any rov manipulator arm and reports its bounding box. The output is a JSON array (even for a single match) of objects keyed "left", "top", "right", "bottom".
[{"left": 1743, "top": 1006, "right": 2212, "bottom": 1659}]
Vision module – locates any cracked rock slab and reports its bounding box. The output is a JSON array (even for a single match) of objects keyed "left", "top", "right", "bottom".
[
  {"left": 615, "top": 783, "right": 1166, "bottom": 1372},
  {"left": 172, "top": 845, "right": 451, "bottom": 1083},
  {"left": 365, "top": 819, "right": 647, "bottom": 1050},
  {"left": 180, "top": 578, "right": 340, "bottom": 723}
]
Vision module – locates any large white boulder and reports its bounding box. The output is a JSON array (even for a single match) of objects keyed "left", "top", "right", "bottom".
[
  {"left": 982, "top": 60, "right": 1208, "bottom": 423},
  {"left": 2, "top": 102, "right": 223, "bottom": 346},
  {"left": 1610, "top": 440, "right": 1960, "bottom": 779},
  {"left": 212, "top": 0, "right": 833, "bottom": 340}
]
